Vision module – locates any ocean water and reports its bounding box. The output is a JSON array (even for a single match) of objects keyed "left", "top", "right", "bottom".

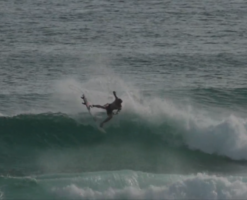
[{"left": 1, "top": 0, "right": 247, "bottom": 199}]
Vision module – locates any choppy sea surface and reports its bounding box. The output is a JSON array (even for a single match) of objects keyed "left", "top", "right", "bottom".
[{"left": 1, "top": 0, "right": 247, "bottom": 199}]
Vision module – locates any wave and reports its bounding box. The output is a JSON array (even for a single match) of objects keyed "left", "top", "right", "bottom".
[
  {"left": 2, "top": 171, "right": 247, "bottom": 200},
  {"left": 1, "top": 112, "right": 247, "bottom": 162}
]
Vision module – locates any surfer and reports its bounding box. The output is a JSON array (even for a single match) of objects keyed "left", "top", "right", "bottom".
[{"left": 91, "top": 91, "right": 122, "bottom": 127}]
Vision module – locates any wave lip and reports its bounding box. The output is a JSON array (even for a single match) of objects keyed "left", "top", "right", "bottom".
[{"left": 184, "top": 115, "right": 247, "bottom": 160}]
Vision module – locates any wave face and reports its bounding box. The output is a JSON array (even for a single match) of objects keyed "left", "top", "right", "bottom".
[
  {"left": 1, "top": 112, "right": 247, "bottom": 177},
  {"left": 0, "top": 113, "right": 172, "bottom": 148},
  {"left": 2, "top": 112, "right": 247, "bottom": 159}
]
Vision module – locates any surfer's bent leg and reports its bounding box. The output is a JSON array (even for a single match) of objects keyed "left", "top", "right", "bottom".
[
  {"left": 100, "top": 114, "right": 113, "bottom": 128},
  {"left": 92, "top": 104, "right": 109, "bottom": 109}
]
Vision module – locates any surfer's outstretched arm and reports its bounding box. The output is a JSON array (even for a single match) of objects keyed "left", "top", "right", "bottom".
[{"left": 113, "top": 91, "right": 118, "bottom": 99}]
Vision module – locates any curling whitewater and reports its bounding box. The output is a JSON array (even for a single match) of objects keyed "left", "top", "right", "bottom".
[
  {"left": 1, "top": 112, "right": 247, "bottom": 161},
  {"left": 2, "top": 170, "right": 247, "bottom": 200}
]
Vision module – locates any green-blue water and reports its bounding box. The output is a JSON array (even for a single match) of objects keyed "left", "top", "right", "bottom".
[{"left": 1, "top": 0, "right": 247, "bottom": 199}]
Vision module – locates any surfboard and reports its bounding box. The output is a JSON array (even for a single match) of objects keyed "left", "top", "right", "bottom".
[{"left": 81, "top": 94, "right": 106, "bottom": 133}]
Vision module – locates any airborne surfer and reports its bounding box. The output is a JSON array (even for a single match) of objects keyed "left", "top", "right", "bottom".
[{"left": 89, "top": 91, "right": 122, "bottom": 128}]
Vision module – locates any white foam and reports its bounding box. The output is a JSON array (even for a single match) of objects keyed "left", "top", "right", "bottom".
[
  {"left": 51, "top": 173, "right": 247, "bottom": 200},
  {"left": 183, "top": 115, "right": 247, "bottom": 160}
]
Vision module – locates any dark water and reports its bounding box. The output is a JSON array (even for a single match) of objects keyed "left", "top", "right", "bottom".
[{"left": 1, "top": 0, "right": 247, "bottom": 199}]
